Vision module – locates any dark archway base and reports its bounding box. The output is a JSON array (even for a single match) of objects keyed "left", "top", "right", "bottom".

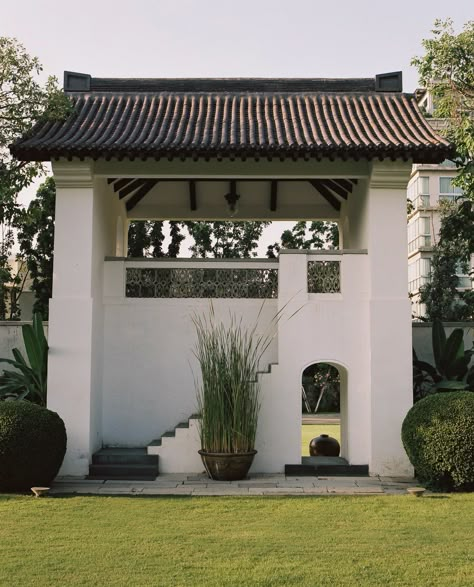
[{"left": 285, "top": 456, "right": 368, "bottom": 477}]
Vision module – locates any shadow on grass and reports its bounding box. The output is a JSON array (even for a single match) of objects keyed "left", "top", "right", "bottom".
[
  {"left": 49, "top": 493, "right": 194, "bottom": 500},
  {"left": 47, "top": 493, "right": 394, "bottom": 502},
  {"left": 0, "top": 491, "right": 35, "bottom": 499}
]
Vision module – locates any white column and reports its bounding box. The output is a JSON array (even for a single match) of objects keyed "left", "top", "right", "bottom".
[
  {"left": 48, "top": 161, "right": 113, "bottom": 476},
  {"left": 263, "top": 252, "right": 308, "bottom": 469},
  {"left": 366, "top": 161, "right": 413, "bottom": 476}
]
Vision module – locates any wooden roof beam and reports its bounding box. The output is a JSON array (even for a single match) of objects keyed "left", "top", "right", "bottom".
[
  {"left": 309, "top": 180, "right": 341, "bottom": 211},
  {"left": 126, "top": 180, "right": 159, "bottom": 212},
  {"left": 190, "top": 180, "right": 197, "bottom": 211},
  {"left": 320, "top": 179, "right": 349, "bottom": 200},
  {"left": 270, "top": 180, "right": 278, "bottom": 212},
  {"left": 331, "top": 179, "right": 354, "bottom": 193},
  {"left": 113, "top": 178, "right": 136, "bottom": 192},
  {"left": 119, "top": 179, "right": 148, "bottom": 199}
]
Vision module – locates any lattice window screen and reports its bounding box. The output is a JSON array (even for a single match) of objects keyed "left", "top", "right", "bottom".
[
  {"left": 126, "top": 268, "right": 278, "bottom": 298},
  {"left": 307, "top": 261, "right": 341, "bottom": 293}
]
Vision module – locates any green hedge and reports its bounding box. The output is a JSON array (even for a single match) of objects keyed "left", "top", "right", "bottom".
[
  {"left": 0, "top": 401, "right": 67, "bottom": 491},
  {"left": 402, "top": 392, "right": 474, "bottom": 491}
]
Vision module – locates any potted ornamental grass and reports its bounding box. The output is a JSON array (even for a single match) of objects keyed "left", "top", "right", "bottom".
[{"left": 193, "top": 305, "right": 275, "bottom": 481}]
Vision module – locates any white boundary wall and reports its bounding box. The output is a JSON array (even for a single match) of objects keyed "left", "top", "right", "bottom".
[{"left": 2, "top": 322, "right": 471, "bottom": 397}]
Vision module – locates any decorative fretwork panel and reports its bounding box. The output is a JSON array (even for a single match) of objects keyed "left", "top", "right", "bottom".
[
  {"left": 307, "top": 261, "right": 341, "bottom": 293},
  {"left": 126, "top": 268, "right": 278, "bottom": 299}
]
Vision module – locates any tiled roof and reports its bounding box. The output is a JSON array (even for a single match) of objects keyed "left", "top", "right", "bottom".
[{"left": 11, "top": 74, "right": 452, "bottom": 163}]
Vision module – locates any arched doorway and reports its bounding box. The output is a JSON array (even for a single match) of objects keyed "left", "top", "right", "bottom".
[{"left": 301, "top": 362, "right": 348, "bottom": 460}]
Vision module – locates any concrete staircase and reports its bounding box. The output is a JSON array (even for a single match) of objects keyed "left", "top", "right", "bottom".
[
  {"left": 145, "top": 364, "right": 280, "bottom": 475},
  {"left": 147, "top": 415, "right": 203, "bottom": 474},
  {"left": 88, "top": 448, "right": 159, "bottom": 480}
]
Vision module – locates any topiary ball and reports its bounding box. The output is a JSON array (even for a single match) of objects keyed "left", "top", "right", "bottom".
[
  {"left": 0, "top": 401, "right": 67, "bottom": 492},
  {"left": 402, "top": 392, "right": 474, "bottom": 491}
]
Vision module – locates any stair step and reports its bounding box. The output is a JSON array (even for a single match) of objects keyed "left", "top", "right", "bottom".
[
  {"left": 150, "top": 416, "right": 200, "bottom": 450},
  {"left": 92, "top": 448, "right": 158, "bottom": 465},
  {"left": 286, "top": 457, "right": 369, "bottom": 477},
  {"left": 87, "top": 475, "right": 158, "bottom": 482},
  {"left": 88, "top": 463, "right": 158, "bottom": 480}
]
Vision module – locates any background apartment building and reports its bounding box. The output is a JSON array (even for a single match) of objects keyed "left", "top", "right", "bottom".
[
  {"left": 407, "top": 157, "right": 472, "bottom": 319},
  {"left": 407, "top": 92, "right": 473, "bottom": 320}
]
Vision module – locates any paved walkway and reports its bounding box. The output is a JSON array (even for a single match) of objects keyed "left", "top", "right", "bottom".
[
  {"left": 302, "top": 413, "right": 340, "bottom": 425},
  {"left": 51, "top": 474, "right": 418, "bottom": 496}
]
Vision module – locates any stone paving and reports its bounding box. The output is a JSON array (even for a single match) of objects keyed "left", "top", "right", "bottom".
[{"left": 50, "top": 474, "right": 419, "bottom": 496}]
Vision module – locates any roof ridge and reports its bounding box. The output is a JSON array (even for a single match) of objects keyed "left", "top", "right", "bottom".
[{"left": 63, "top": 71, "right": 404, "bottom": 94}]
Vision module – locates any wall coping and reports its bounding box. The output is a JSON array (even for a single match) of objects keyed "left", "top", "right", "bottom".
[
  {"left": 105, "top": 256, "right": 279, "bottom": 263},
  {"left": 0, "top": 321, "right": 49, "bottom": 326},
  {"left": 105, "top": 249, "right": 368, "bottom": 262},
  {"left": 412, "top": 322, "right": 474, "bottom": 328},
  {"left": 279, "top": 249, "right": 368, "bottom": 255}
]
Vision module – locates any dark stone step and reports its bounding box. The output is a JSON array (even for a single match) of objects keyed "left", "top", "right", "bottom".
[
  {"left": 303, "top": 456, "right": 349, "bottom": 466},
  {"left": 87, "top": 475, "right": 158, "bottom": 482},
  {"left": 92, "top": 448, "right": 158, "bottom": 466},
  {"left": 286, "top": 456, "right": 369, "bottom": 477},
  {"left": 88, "top": 463, "right": 158, "bottom": 480}
]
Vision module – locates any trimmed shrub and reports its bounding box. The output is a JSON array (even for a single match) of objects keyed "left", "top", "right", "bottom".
[
  {"left": 0, "top": 401, "right": 67, "bottom": 491},
  {"left": 402, "top": 392, "right": 474, "bottom": 491}
]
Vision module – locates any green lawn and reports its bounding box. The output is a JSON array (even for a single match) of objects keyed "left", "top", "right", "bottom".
[
  {"left": 301, "top": 423, "right": 340, "bottom": 456},
  {"left": 1, "top": 494, "right": 474, "bottom": 586}
]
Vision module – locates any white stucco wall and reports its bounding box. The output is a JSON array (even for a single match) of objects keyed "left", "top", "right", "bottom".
[
  {"left": 102, "top": 259, "right": 279, "bottom": 448},
  {"left": 0, "top": 322, "right": 29, "bottom": 359},
  {"left": 101, "top": 251, "right": 375, "bottom": 474},
  {"left": 0, "top": 322, "right": 49, "bottom": 361},
  {"left": 252, "top": 250, "right": 371, "bottom": 473}
]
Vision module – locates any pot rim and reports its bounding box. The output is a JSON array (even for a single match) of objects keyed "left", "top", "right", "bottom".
[{"left": 198, "top": 449, "right": 257, "bottom": 457}]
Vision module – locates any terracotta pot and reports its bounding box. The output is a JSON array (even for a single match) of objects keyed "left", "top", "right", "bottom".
[
  {"left": 309, "top": 434, "right": 340, "bottom": 457},
  {"left": 199, "top": 450, "right": 257, "bottom": 481}
]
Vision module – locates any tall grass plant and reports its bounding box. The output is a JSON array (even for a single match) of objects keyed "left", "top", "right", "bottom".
[{"left": 193, "top": 304, "right": 276, "bottom": 453}]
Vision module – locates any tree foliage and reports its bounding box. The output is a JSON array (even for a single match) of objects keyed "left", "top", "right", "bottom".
[
  {"left": 17, "top": 177, "right": 56, "bottom": 319},
  {"left": 412, "top": 19, "right": 474, "bottom": 197},
  {"left": 413, "top": 20, "right": 474, "bottom": 320},
  {"left": 266, "top": 221, "right": 339, "bottom": 257},
  {"left": 420, "top": 199, "right": 474, "bottom": 320},
  {"left": 185, "top": 221, "right": 270, "bottom": 258},
  {"left": 127, "top": 221, "right": 185, "bottom": 258},
  {"left": 0, "top": 37, "right": 70, "bottom": 319},
  {"left": 0, "top": 38, "right": 70, "bottom": 200}
]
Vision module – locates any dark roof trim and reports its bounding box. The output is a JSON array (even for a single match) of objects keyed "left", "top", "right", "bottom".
[
  {"left": 375, "top": 72, "right": 402, "bottom": 92},
  {"left": 63, "top": 73, "right": 401, "bottom": 94},
  {"left": 64, "top": 71, "right": 91, "bottom": 92}
]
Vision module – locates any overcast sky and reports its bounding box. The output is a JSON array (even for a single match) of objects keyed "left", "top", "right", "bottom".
[
  {"left": 3, "top": 0, "right": 472, "bottom": 253},
  {"left": 4, "top": 0, "right": 471, "bottom": 90}
]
